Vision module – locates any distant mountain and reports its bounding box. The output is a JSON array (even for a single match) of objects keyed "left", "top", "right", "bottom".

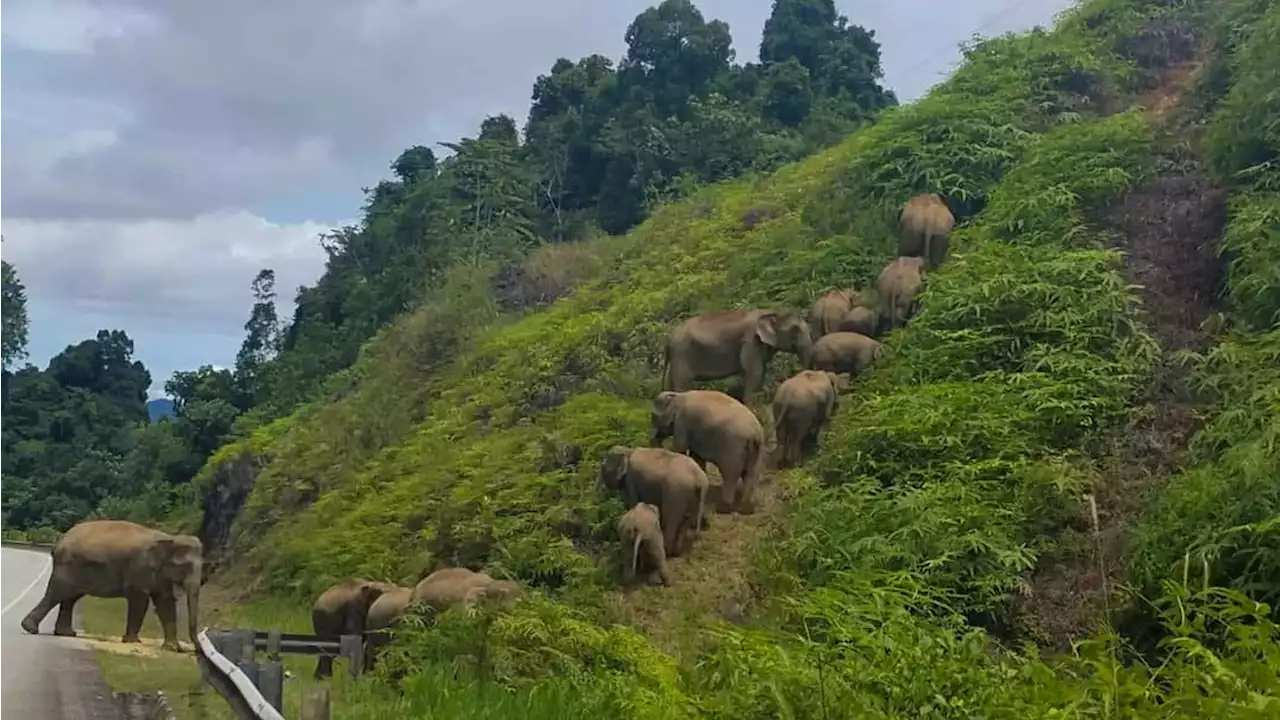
[{"left": 147, "top": 398, "right": 176, "bottom": 423}]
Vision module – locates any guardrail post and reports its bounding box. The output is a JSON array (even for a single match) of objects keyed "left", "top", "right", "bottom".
[
  {"left": 339, "top": 634, "right": 364, "bottom": 679},
  {"left": 259, "top": 660, "right": 284, "bottom": 712},
  {"left": 236, "top": 630, "right": 261, "bottom": 693},
  {"left": 301, "top": 686, "right": 330, "bottom": 720},
  {"left": 266, "top": 629, "right": 282, "bottom": 660}
]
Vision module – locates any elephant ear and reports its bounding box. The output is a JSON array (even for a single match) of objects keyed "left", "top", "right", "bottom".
[
  {"left": 755, "top": 312, "right": 780, "bottom": 347},
  {"left": 147, "top": 537, "right": 177, "bottom": 567}
]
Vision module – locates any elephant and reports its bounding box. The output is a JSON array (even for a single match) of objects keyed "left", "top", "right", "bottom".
[
  {"left": 363, "top": 585, "right": 413, "bottom": 672},
  {"left": 808, "top": 289, "right": 864, "bottom": 340},
  {"left": 410, "top": 567, "right": 522, "bottom": 619},
  {"left": 651, "top": 389, "right": 765, "bottom": 515},
  {"left": 837, "top": 305, "right": 878, "bottom": 337},
  {"left": 810, "top": 332, "right": 885, "bottom": 378},
  {"left": 618, "top": 503, "right": 671, "bottom": 586},
  {"left": 311, "top": 578, "right": 400, "bottom": 678},
  {"left": 599, "top": 446, "right": 709, "bottom": 557},
  {"left": 900, "top": 193, "right": 955, "bottom": 269},
  {"left": 662, "top": 308, "right": 813, "bottom": 403},
  {"left": 772, "top": 370, "right": 843, "bottom": 468},
  {"left": 20, "top": 519, "right": 203, "bottom": 654},
  {"left": 876, "top": 256, "right": 926, "bottom": 332}
]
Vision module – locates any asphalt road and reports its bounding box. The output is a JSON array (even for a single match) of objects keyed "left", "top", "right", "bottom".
[{"left": 2, "top": 546, "right": 121, "bottom": 720}]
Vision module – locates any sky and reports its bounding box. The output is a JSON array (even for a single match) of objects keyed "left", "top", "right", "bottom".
[{"left": 1, "top": 0, "right": 1077, "bottom": 399}]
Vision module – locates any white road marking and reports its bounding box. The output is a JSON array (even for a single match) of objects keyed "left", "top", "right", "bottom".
[{"left": 1, "top": 558, "right": 50, "bottom": 616}]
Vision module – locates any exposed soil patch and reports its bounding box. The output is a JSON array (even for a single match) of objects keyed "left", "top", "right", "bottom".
[
  {"left": 1019, "top": 56, "right": 1226, "bottom": 652},
  {"left": 600, "top": 462, "right": 786, "bottom": 659}
]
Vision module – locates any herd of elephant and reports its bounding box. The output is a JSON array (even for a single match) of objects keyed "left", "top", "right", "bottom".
[{"left": 18, "top": 194, "right": 954, "bottom": 677}]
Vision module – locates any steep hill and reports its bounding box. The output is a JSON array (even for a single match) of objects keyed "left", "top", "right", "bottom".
[{"left": 186, "top": 0, "right": 1279, "bottom": 716}]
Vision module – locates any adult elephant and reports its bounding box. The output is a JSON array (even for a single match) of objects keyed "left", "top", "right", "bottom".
[
  {"left": 810, "top": 332, "right": 885, "bottom": 378},
  {"left": 808, "top": 289, "right": 863, "bottom": 340},
  {"left": 772, "top": 370, "right": 843, "bottom": 468},
  {"left": 876, "top": 256, "right": 926, "bottom": 332},
  {"left": 311, "top": 578, "right": 400, "bottom": 678},
  {"left": 599, "top": 446, "right": 709, "bottom": 557},
  {"left": 900, "top": 193, "right": 955, "bottom": 269},
  {"left": 651, "top": 389, "right": 765, "bottom": 515},
  {"left": 662, "top": 308, "right": 813, "bottom": 404},
  {"left": 411, "top": 568, "right": 522, "bottom": 617},
  {"left": 20, "top": 520, "right": 203, "bottom": 654},
  {"left": 363, "top": 585, "right": 413, "bottom": 672}
]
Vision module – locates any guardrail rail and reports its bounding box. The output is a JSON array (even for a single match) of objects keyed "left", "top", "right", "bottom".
[{"left": 196, "top": 627, "right": 368, "bottom": 719}]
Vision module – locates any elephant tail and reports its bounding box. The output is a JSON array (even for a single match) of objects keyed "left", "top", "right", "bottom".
[
  {"left": 696, "top": 483, "right": 707, "bottom": 536},
  {"left": 631, "top": 532, "right": 643, "bottom": 578}
]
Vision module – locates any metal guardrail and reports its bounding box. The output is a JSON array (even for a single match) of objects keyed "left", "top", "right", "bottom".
[
  {"left": 196, "top": 627, "right": 368, "bottom": 719},
  {"left": 0, "top": 539, "right": 56, "bottom": 551}
]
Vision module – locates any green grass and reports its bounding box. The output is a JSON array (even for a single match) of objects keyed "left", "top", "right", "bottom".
[{"left": 122, "top": 0, "right": 1280, "bottom": 717}]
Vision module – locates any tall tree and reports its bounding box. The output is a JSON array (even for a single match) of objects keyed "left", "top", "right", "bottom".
[{"left": 235, "top": 269, "right": 280, "bottom": 406}]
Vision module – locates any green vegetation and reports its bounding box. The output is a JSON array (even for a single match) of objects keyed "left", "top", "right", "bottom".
[{"left": 7, "top": 0, "right": 1280, "bottom": 717}]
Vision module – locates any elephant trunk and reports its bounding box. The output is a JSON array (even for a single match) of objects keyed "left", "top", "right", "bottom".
[
  {"left": 184, "top": 579, "right": 201, "bottom": 646},
  {"left": 796, "top": 333, "right": 814, "bottom": 368}
]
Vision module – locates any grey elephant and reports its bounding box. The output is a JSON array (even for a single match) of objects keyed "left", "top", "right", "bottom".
[
  {"left": 837, "top": 305, "right": 878, "bottom": 337},
  {"left": 900, "top": 193, "right": 955, "bottom": 269},
  {"left": 599, "top": 446, "right": 709, "bottom": 557},
  {"left": 651, "top": 389, "right": 765, "bottom": 515},
  {"left": 810, "top": 331, "right": 885, "bottom": 378},
  {"left": 411, "top": 567, "right": 522, "bottom": 618},
  {"left": 363, "top": 585, "right": 413, "bottom": 671},
  {"left": 772, "top": 370, "right": 844, "bottom": 468},
  {"left": 875, "top": 256, "right": 926, "bottom": 332},
  {"left": 662, "top": 308, "right": 813, "bottom": 403},
  {"left": 312, "top": 578, "right": 400, "bottom": 678},
  {"left": 21, "top": 519, "right": 203, "bottom": 654},
  {"left": 619, "top": 503, "right": 671, "bottom": 586},
  {"left": 808, "top": 289, "right": 863, "bottom": 339}
]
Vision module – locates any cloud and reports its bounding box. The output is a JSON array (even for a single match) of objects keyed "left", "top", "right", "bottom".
[{"left": 1, "top": 212, "right": 335, "bottom": 335}]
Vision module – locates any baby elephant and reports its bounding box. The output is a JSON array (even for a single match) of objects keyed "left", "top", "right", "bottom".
[
  {"left": 772, "top": 370, "right": 844, "bottom": 468},
  {"left": 837, "top": 305, "right": 878, "bottom": 337},
  {"left": 619, "top": 503, "right": 671, "bottom": 586},
  {"left": 810, "top": 331, "right": 884, "bottom": 379},
  {"left": 311, "top": 578, "right": 400, "bottom": 678},
  {"left": 599, "top": 445, "right": 709, "bottom": 557}
]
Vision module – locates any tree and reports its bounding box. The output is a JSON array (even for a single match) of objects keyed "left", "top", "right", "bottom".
[
  {"left": 619, "top": 0, "right": 734, "bottom": 116},
  {"left": 2, "top": 248, "right": 30, "bottom": 370},
  {"left": 391, "top": 145, "right": 438, "bottom": 184},
  {"left": 234, "top": 269, "right": 280, "bottom": 406}
]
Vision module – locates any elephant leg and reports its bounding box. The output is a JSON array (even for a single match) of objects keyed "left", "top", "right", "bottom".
[
  {"left": 315, "top": 654, "right": 335, "bottom": 679},
  {"left": 53, "top": 594, "right": 84, "bottom": 637},
  {"left": 661, "top": 498, "right": 684, "bottom": 558},
  {"left": 152, "top": 591, "right": 181, "bottom": 652},
  {"left": 715, "top": 458, "right": 743, "bottom": 513},
  {"left": 21, "top": 573, "right": 75, "bottom": 635},
  {"left": 122, "top": 591, "right": 150, "bottom": 644}
]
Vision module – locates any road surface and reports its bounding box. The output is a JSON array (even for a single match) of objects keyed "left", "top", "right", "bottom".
[{"left": 2, "top": 545, "right": 121, "bottom": 719}]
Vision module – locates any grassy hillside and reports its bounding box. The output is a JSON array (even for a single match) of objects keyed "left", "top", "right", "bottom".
[{"left": 180, "top": 0, "right": 1279, "bottom": 716}]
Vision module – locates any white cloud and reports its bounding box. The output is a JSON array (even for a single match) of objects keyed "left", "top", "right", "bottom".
[{"left": 1, "top": 211, "right": 337, "bottom": 336}]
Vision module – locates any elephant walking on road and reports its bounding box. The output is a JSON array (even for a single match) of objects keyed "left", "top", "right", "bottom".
[
  {"left": 651, "top": 389, "right": 765, "bottom": 515},
  {"left": 599, "top": 446, "right": 709, "bottom": 557},
  {"left": 662, "top": 308, "right": 813, "bottom": 403},
  {"left": 772, "top": 370, "right": 843, "bottom": 468},
  {"left": 20, "top": 519, "right": 204, "bottom": 654}
]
